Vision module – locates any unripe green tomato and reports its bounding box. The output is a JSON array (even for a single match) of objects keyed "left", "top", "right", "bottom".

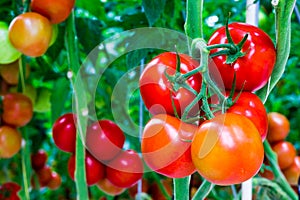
[{"left": 0, "top": 22, "right": 22, "bottom": 64}]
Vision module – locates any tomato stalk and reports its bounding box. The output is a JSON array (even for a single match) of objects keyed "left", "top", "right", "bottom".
[
  {"left": 174, "top": 177, "right": 191, "bottom": 200},
  {"left": 191, "top": 179, "right": 214, "bottom": 200},
  {"left": 184, "top": 0, "right": 203, "bottom": 39}
]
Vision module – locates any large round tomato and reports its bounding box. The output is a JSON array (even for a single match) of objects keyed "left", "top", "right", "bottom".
[
  {"left": 0, "top": 126, "right": 22, "bottom": 158},
  {"left": 68, "top": 151, "right": 105, "bottom": 186},
  {"left": 141, "top": 114, "right": 196, "bottom": 178},
  {"left": 208, "top": 22, "right": 276, "bottom": 91},
  {"left": 271, "top": 141, "right": 296, "bottom": 170},
  {"left": 2, "top": 92, "right": 33, "bottom": 127},
  {"left": 226, "top": 92, "right": 268, "bottom": 141},
  {"left": 267, "top": 112, "right": 290, "bottom": 144},
  {"left": 283, "top": 156, "right": 300, "bottom": 186},
  {"left": 139, "top": 52, "right": 202, "bottom": 116},
  {"left": 86, "top": 120, "right": 125, "bottom": 162},
  {"left": 30, "top": 0, "right": 75, "bottom": 24},
  {"left": 106, "top": 149, "right": 143, "bottom": 188},
  {"left": 191, "top": 113, "right": 264, "bottom": 185},
  {"left": 52, "top": 113, "right": 76, "bottom": 153},
  {"left": 8, "top": 12, "right": 52, "bottom": 57}
]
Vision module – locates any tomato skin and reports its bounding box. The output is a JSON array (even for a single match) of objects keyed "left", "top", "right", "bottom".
[
  {"left": 36, "top": 166, "right": 52, "bottom": 187},
  {"left": 31, "top": 150, "right": 48, "bottom": 171},
  {"left": 139, "top": 52, "right": 202, "bottom": 116},
  {"left": 52, "top": 113, "right": 77, "bottom": 153},
  {"left": 86, "top": 120, "right": 125, "bottom": 161},
  {"left": 267, "top": 112, "right": 290, "bottom": 143},
  {"left": 2, "top": 93, "right": 33, "bottom": 127},
  {"left": 47, "top": 171, "right": 62, "bottom": 190},
  {"left": 0, "top": 126, "right": 22, "bottom": 158},
  {"left": 68, "top": 151, "right": 105, "bottom": 186},
  {"left": 106, "top": 150, "right": 143, "bottom": 188},
  {"left": 31, "top": 0, "right": 75, "bottom": 24},
  {"left": 226, "top": 92, "right": 268, "bottom": 141},
  {"left": 0, "top": 182, "right": 21, "bottom": 200},
  {"left": 141, "top": 114, "right": 196, "bottom": 178},
  {"left": 283, "top": 156, "right": 300, "bottom": 186},
  {"left": 271, "top": 141, "right": 296, "bottom": 170},
  {"left": 96, "top": 178, "right": 125, "bottom": 196},
  {"left": 208, "top": 22, "right": 276, "bottom": 91},
  {"left": 191, "top": 113, "right": 264, "bottom": 185}
]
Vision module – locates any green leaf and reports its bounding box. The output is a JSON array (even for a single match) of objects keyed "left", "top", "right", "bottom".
[
  {"left": 192, "top": 179, "right": 214, "bottom": 200},
  {"left": 75, "top": 0, "right": 106, "bottom": 20},
  {"left": 142, "top": 0, "right": 166, "bottom": 26}
]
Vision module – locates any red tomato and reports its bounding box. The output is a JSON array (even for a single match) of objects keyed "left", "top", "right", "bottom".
[
  {"left": 47, "top": 171, "right": 62, "bottom": 190},
  {"left": 208, "top": 22, "right": 276, "bottom": 91},
  {"left": 52, "top": 113, "right": 77, "bottom": 153},
  {"left": 8, "top": 12, "right": 52, "bottom": 57},
  {"left": 141, "top": 114, "right": 196, "bottom": 178},
  {"left": 272, "top": 141, "right": 296, "bottom": 170},
  {"left": 86, "top": 120, "right": 125, "bottom": 161},
  {"left": 226, "top": 92, "right": 268, "bottom": 141},
  {"left": 68, "top": 151, "right": 105, "bottom": 186},
  {"left": 2, "top": 93, "right": 33, "bottom": 127},
  {"left": 31, "top": 150, "right": 48, "bottom": 171},
  {"left": 31, "top": 0, "right": 75, "bottom": 24},
  {"left": 139, "top": 52, "right": 202, "bottom": 116},
  {"left": 36, "top": 166, "right": 52, "bottom": 187},
  {"left": 0, "top": 182, "right": 21, "bottom": 200},
  {"left": 106, "top": 149, "right": 143, "bottom": 188},
  {"left": 267, "top": 112, "right": 290, "bottom": 143},
  {"left": 0, "top": 126, "right": 22, "bottom": 158},
  {"left": 191, "top": 113, "right": 264, "bottom": 185},
  {"left": 96, "top": 178, "right": 125, "bottom": 196},
  {"left": 283, "top": 156, "right": 300, "bottom": 186}
]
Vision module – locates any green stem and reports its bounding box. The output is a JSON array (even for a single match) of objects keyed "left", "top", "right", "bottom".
[
  {"left": 184, "top": 0, "right": 203, "bottom": 39},
  {"left": 152, "top": 173, "right": 172, "bottom": 200},
  {"left": 192, "top": 179, "right": 214, "bottom": 200},
  {"left": 22, "top": 0, "right": 31, "bottom": 13},
  {"left": 20, "top": 129, "right": 31, "bottom": 200},
  {"left": 174, "top": 176, "right": 191, "bottom": 200},
  {"left": 206, "top": 43, "right": 233, "bottom": 50},
  {"left": 264, "top": 141, "right": 298, "bottom": 200}
]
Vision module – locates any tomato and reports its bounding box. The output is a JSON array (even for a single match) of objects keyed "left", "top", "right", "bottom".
[
  {"left": 226, "top": 92, "right": 268, "bottom": 141},
  {"left": 271, "top": 141, "right": 296, "bottom": 170},
  {"left": 52, "top": 113, "right": 76, "bottom": 153},
  {"left": 0, "top": 182, "right": 21, "bottom": 200},
  {"left": 0, "top": 22, "right": 21, "bottom": 64},
  {"left": 2, "top": 93, "right": 33, "bottom": 127},
  {"left": 36, "top": 166, "right": 52, "bottom": 187},
  {"left": 68, "top": 151, "right": 105, "bottom": 186},
  {"left": 148, "top": 178, "right": 173, "bottom": 200},
  {"left": 31, "top": 0, "right": 75, "bottom": 24},
  {"left": 282, "top": 156, "right": 300, "bottom": 186},
  {"left": 0, "top": 60, "right": 30, "bottom": 85},
  {"left": 31, "top": 150, "right": 48, "bottom": 171},
  {"left": 86, "top": 120, "right": 125, "bottom": 161},
  {"left": 267, "top": 112, "right": 290, "bottom": 144},
  {"left": 141, "top": 114, "right": 196, "bottom": 178},
  {"left": 8, "top": 12, "right": 52, "bottom": 57},
  {"left": 0, "top": 126, "right": 22, "bottom": 158},
  {"left": 47, "top": 171, "right": 62, "bottom": 190},
  {"left": 139, "top": 52, "right": 202, "bottom": 116},
  {"left": 106, "top": 149, "right": 143, "bottom": 188},
  {"left": 191, "top": 113, "right": 264, "bottom": 185},
  {"left": 207, "top": 22, "right": 276, "bottom": 91},
  {"left": 96, "top": 178, "right": 125, "bottom": 196}
]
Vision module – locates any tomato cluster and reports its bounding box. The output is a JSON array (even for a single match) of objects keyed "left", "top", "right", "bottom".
[{"left": 52, "top": 113, "right": 144, "bottom": 191}]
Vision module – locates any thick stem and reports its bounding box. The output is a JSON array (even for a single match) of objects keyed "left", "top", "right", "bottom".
[
  {"left": 174, "top": 176, "right": 191, "bottom": 200},
  {"left": 184, "top": 0, "right": 203, "bottom": 39}
]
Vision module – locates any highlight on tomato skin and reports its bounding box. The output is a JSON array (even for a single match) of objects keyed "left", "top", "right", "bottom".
[
  {"left": 271, "top": 141, "right": 297, "bottom": 170},
  {"left": 267, "top": 112, "right": 290, "bottom": 144}
]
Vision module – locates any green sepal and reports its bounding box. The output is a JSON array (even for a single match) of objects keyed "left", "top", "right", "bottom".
[{"left": 225, "top": 51, "right": 246, "bottom": 64}]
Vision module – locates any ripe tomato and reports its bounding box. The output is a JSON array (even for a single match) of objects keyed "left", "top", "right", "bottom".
[
  {"left": 36, "top": 166, "right": 52, "bottom": 187},
  {"left": 96, "top": 178, "right": 125, "bottom": 196},
  {"left": 0, "top": 126, "right": 22, "bottom": 158},
  {"left": 267, "top": 112, "right": 290, "bottom": 143},
  {"left": 191, "top": 113, "right": 264, "bottom": 185},
  {"left": 148, "top": 178, "right": 173, "bottom": 200},
  {"left": 106, "top": 149, "right": 143, "bottom": 188},
  {"left": 47, "top": 171, "right": 62, "bottom": 190},
  {"left": 86, "top": 120, "right": 125, "bottom": 161},
  {"left": 141, "top": 114, "right": 196, "bottom": 178},
  {"left": 208, "top": 22, "right": 276, "bottom": 91},
  {"left": 139, "top": 52, "right": 202, "bottom": 116},
  {"left": 2, "top": 93, "right": 33, "bottom": 127},
  {"left": 8, "top": 12, "right": 52, "bottom": 57},
  {"left": 52, "top": 113, "right": 76, "bottom": 153},
  {"left": 68, "top": 151, "right": 105, "bottom": 186},
  {"left": 0, "top": 60, "right": 30, "bottom": 85},
  {"left": 283, "top": 156, "right": 300, "bottom": 186},
  {"left": 31, "top": 0, "right": 75, "bottom": 24},
  {"left": 0, "top": 182, "right": 21, "bottom": 200},
  {"left": 31, "top": 150, "right": 48, "bottom": 171},
  {"left": 271, "top": 141, "right": 296, "bottom": 170},
  {"left": 226, "top": 92, "right": 268, "bottom": 141}
]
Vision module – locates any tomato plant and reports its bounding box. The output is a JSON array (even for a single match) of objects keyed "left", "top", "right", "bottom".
[
  {"left": 0, "top": 126, "right": 22, "bottom": 158},
  {"left": 30, "top": 0, "right": 75, "bottom": 24},
  {"left": 267, "top": 112, "right": 290, "bottom": 143},
  {"left": 68, "top": 151, "right": 105, "bottom": 186},
  {"left": 271, "top": 141, "right": 296, "bottom": 170},
  {"left": 86, "top": 120, "right": 125, "bottom": 161},
  {"left": 52, "top": 113, "right": 77, "bottom": 153},
  {"left": 191, "top": 113, "right": 264, "bottom": 185},
  {"left": 141, "top": 114, "right": 196, "bottom": 178},
  {"left": 31, "top": 150, "right": 48, "bottom": 171},
  {"left": 283, "top": 156, "right": 300, "bottom": 186},
  {"left": 106, "top": 149, "right": 143, "bottom": 188},
  {"left": 8, "top": 12, "right": 52, "bottom": 57},
  {"left": 139, "top": 52, "right": 202, "bottom": 116},
  {"left": 0, "top": 182, "right": 21, "bottom": 200},
  {"left": 208, "top": 22, "right": 276, "bottom": 92}
]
